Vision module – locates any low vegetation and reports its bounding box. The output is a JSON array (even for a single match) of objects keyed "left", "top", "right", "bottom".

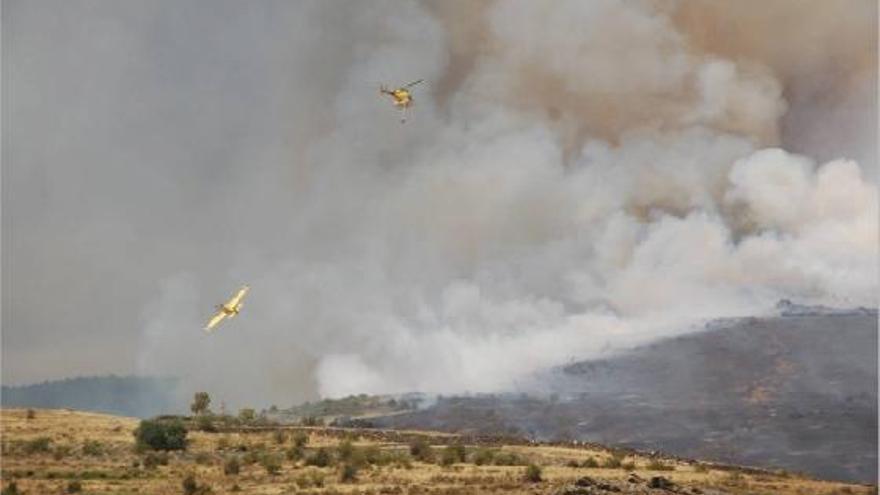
[
  {"left": 408, "top": 437, "right": 434, "bottom": 462},
  {"left": 524, "top": 463, "right": 542, "bottom": 482},
  {"left": 223, "top": 455, "right": 240, "bottom": 475},
  {"left": 339, "top": 462, "right": 358, "bottom": 483},
  {"left": 646, "top": 458, "right": 675, "bottom": 471},
  {"left": 0, "top": 408, "right": 873, "bottom": 495}
]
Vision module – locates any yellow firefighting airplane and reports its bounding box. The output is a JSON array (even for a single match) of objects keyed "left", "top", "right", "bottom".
[
  {"left": 204, "top": 285, "right": 249, "bottom": 333},
  {"left": 380, "top": 79, "right": 423, "bottom": 123}
]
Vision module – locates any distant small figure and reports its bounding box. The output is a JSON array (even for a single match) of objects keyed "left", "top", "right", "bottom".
[
  {"left": 26, "top": 409, "right": 35, "bottom": 420},
  {"left": 205, "top": 285, "right": 249, "bottom": 332},
  {"left": 380, "top": 79, "right": 424, "bottom": 123}
]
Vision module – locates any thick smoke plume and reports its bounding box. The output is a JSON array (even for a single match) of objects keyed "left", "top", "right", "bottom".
[{"left": 4, "top": 0, "right": 876, "bottom": 409}]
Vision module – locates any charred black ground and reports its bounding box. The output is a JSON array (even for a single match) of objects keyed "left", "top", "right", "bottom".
[{"left": 373, "top": 309, "right": 878, "bottom": 483}]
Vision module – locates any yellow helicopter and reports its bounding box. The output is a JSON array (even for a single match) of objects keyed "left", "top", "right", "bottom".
[{"left": 380, "top": 79, "right": 423, "bottom": 123}]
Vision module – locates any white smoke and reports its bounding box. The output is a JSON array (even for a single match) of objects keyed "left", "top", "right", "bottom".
[{"left": 132, "top": 0, "right": 876, "bottom": 405}]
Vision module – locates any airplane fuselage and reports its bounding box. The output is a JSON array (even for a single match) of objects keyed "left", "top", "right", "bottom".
[{"left": 218, "top": 303, "right": 242, "bottom": 316}]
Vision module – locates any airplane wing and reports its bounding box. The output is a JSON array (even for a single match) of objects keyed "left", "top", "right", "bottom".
[
  {"left": 405, "top": 79, "right": 424, "bottom": 88},
  {"left": 204, "top": 311, "right": 227, "bottom": 332},
  {"left": 226, "top": 286, "right": 249, "bottom": 307}
]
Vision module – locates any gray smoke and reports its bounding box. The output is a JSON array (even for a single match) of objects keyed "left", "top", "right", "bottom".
[{"left": 3, "top": 0, "right": 876, "bottom": 409}]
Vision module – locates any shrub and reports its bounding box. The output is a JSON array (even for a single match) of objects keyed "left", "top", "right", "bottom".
[
  {"left": 142, "top": 451, "right": 170, "bottom": 469},
  {"left": 216, "top": 436, "right": 230, "bottom": 450},
  {"left": 82, "top": 440, "right": 103, "bottom": 456},
  {"left": 439, "top": 445, "right": 465, "bottom": 466},
  {"left": 647, "top": 459, "right": 674, "bottom": 471},
  {"left": 387, "top": 449, "right": 413, "bottom": 469},
  {"left": 26, "top": 409, "right": 35, "bottom": 420},
  {"left": 621, "top": 461, "right": 636, "bottom": 470},
  {"left": 472, "top": 448, "right": 495, "bottom": 466},
  {"left": 134, "top": 419, "right": 187, "bottom": 451},
  {"left": 349, "top": 448, "right": 368, "bottom": 468},
  {"left": 295, "top": 469, "right": 326, "bottom": 488},
  {"left": 66, "top": 480, "right": 82, "bottom": 493},
  {"left": 362, "top": 445, "right": 382, "bottom": 465},
  {"left": 261, "top": 453, "right": 282, "bottom": 475},
  {"left": 339, "top": 463, "right": 358, "bottom": 483},
  {"left": 310, "top": 470, "right": 325, "bottom": 487},
  {"left": 304, "top": 448, "right": 333, "bottom": 467},
  {"left": 452, "top": 444, "right": 467, "bottom": 462},
  {"left": 493, "top": 451, "right": 524, "bottom": 466},
  {"left": 273, "top": 430, "right": 287, "bottom": 444},
  {"left": 524, "top": 464, "right": 542, "bottom": 483},
  {"left": 337, "top": 439, "right": 354, "bottom": 461},
  {"left": 286, "top": 445, "right": 304, "bottom": 461},
  {"left": 408, "top": 438, "right": 433, "bottom": 462},
  {"left": 242, "top": 450, "right": 261, "bottom": 465},
  {"left": 724, "top": 471, "right": 745, "bottom": 487},
  {"left": 53, "top": 444, "right": 72, "bottom": 461},
  {"left": 300, "top": 416, "right": 323, "bottom": 426},
  {"left": 603, "top": 454, "right": 623, "bottom": 469},
  {"left": 181, "top": 473, "right": 212, "bottom": 494},
  {"left": 1, "top": 481, "right": 19, "bottom": 495},
  {"left": 224, "top": 456, "right": 240, "bottom": 475},
  {"left": 694, "top": 464, "right": 709, "bottom": 473},
  {"left": 194, "top": 452, "right": 212, "bottom": 465},
  {"left": 581, "top": 456, "right": 599, "bottom": 468},
  {"left": 23, "top": 437, "right": 52, "bottom": 454},
  {"left": 566, "top": 459, "right": 580, "bottom": 468},
  {"left": 182, "top": 474, "right": 199, "bottom": 495},
  {"left": 292, "top": 431, "right": 309, "bottom": 447},
  {"left": 196, "top": 415, "right": 216, "bottom": 433},
  {"left": 294, "top": 473, "right": 313, "bottom": 489},
  {"left": 292, "top": 432, "right": 309, "bottom": 448}
]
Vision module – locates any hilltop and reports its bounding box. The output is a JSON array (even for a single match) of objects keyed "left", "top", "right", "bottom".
[
  {"left": 1, "top": 375, "right": 179, "bottom": 418},
  {"left": 374, "top": 310, "right": 878, "bottom": 483}
]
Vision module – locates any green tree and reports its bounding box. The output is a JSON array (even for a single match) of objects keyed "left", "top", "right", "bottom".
[
  {"left": 238, "top": 408, "right": 256, "bottom": 423},
  {"left": 191, "top": 392, "right": 211, "bottom": 416},
  {"left": 134, "top": 419, "right": 187, "bottom": 451}
]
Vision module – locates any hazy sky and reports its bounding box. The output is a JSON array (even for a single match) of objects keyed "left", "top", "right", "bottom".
[{"left": 3, "top": 0, "right": 876, "bottom": 408}]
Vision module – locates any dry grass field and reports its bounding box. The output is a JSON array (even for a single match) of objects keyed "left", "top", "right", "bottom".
[{"left": 1, "top": 408, "right": 875, "bottom": 495}]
